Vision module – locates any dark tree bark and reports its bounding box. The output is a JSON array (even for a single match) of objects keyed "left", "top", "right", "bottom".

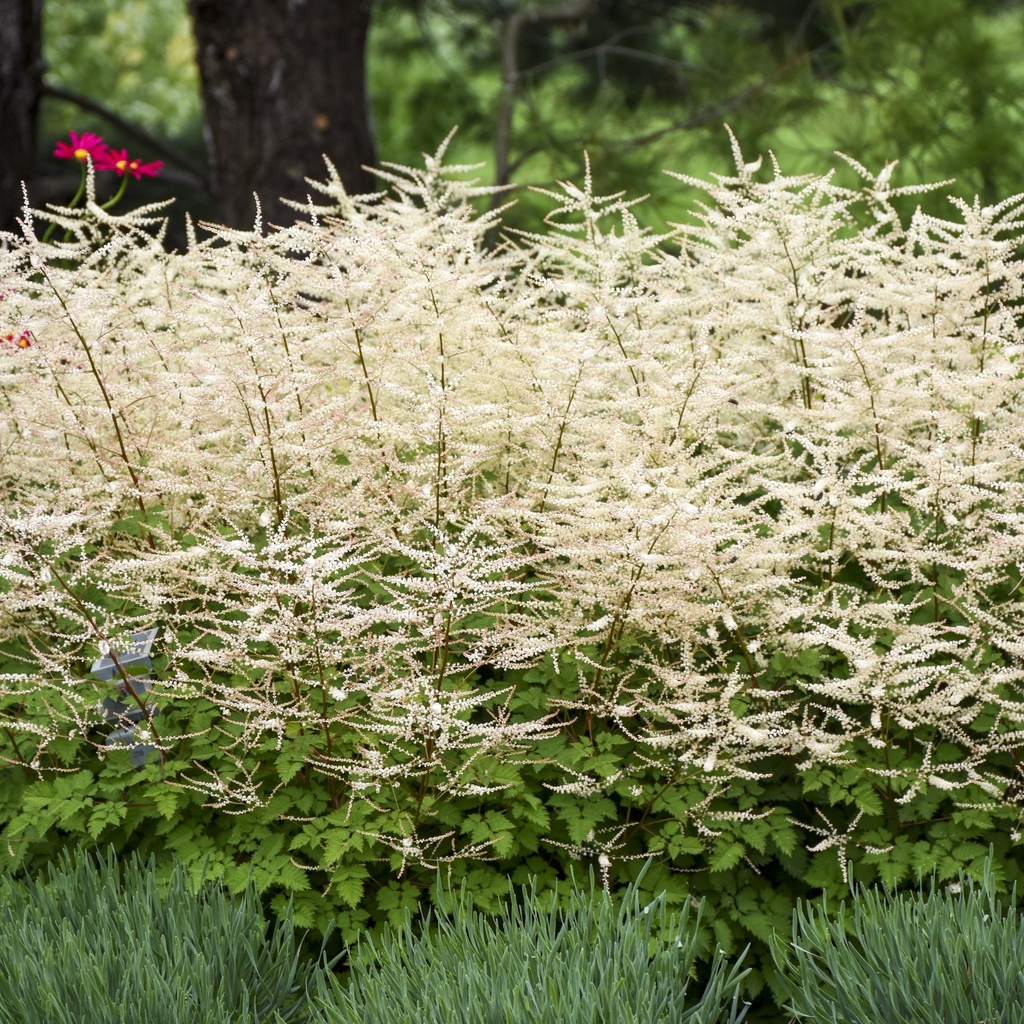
[
  {"left": 188, "top": 0, "right": 376, "bottom": 229},
  {"left": 0, "top": 0, "right": 44, "bottom": 234}
]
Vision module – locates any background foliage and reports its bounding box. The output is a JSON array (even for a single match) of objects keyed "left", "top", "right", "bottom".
[
  {"left": 37, "top": 0, "right": 1024, "bottom": 236},
  {"left": 44, "top": 0, "right": 200, "bottom": 140}
]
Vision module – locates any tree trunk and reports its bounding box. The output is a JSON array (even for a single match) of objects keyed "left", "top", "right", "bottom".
[
  {"left": 188, "top": 0, "right": 376, "bottom": 230},
  {"left": 0, "top": 0, "right": 44, "bottom": 235}
]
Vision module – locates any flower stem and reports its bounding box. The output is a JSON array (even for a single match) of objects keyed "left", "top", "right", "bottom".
[
  {"left": 41, "top": 163, "right": 88, "bottom": 244},
  {"left": 100, "top": 174, "right": 130, "bottom": 210}
]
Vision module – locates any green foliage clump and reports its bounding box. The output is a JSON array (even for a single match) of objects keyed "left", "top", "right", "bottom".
[
  {"left": 314, "top": 865, "right": 749, "bottom": 1024},
  {"left": 775, "top": 857, "right": 1024, "bottom": 1023},
  {"left": 0, "top": 846, "right": 328, "bottom": 1024}
]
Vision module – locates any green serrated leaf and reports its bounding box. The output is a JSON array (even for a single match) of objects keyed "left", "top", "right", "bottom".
[
  {"left": 331, "top": 863, "right": 370, "bottom": 909},
  {"left": 152, "top": 788, "right": 180, "bottom": 820},
  {"left": 709, "top": 839, "right": 745, "bottom": 873}
]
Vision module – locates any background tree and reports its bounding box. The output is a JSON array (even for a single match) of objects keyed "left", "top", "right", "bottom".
[
  {"left": 0, "top": 0, "right": 44, "bottom": 234},
  {"left": 187, "top": 0, "right": 376, "bottom": 228}
]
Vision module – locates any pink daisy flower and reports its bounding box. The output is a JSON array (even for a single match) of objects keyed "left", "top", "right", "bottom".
[
  {"left": 94, "top": 148, "right": 163, "bottom": 180},
  {"left": 1, "top": 330, "right": 32, "bottom": 349},
  {"left": 53, "top": 131, "right": 108, "bottom": 164}
]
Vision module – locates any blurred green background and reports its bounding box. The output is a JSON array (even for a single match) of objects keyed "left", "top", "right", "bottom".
[{"left": 36, "top": 0, "right": 1024, "bottom": 238}]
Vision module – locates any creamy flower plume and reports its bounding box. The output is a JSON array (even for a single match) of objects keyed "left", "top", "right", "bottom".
[{"left": 0, "top": 132, "right": 1022, "bottom": 878}]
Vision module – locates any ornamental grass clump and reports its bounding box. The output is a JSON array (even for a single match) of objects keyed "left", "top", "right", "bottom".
[
  {"left": 0, "top": 126, "right": 1022, "bottom": 998},
  {"left": 0, "top": 846, "right": 326, "bottom": 1024},
  {"left": 774, "top": 855, "right": 1024, "bottom": 1023},
  {"left": 313, "top": 865, "right": 749, "bottom": 1024}
]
